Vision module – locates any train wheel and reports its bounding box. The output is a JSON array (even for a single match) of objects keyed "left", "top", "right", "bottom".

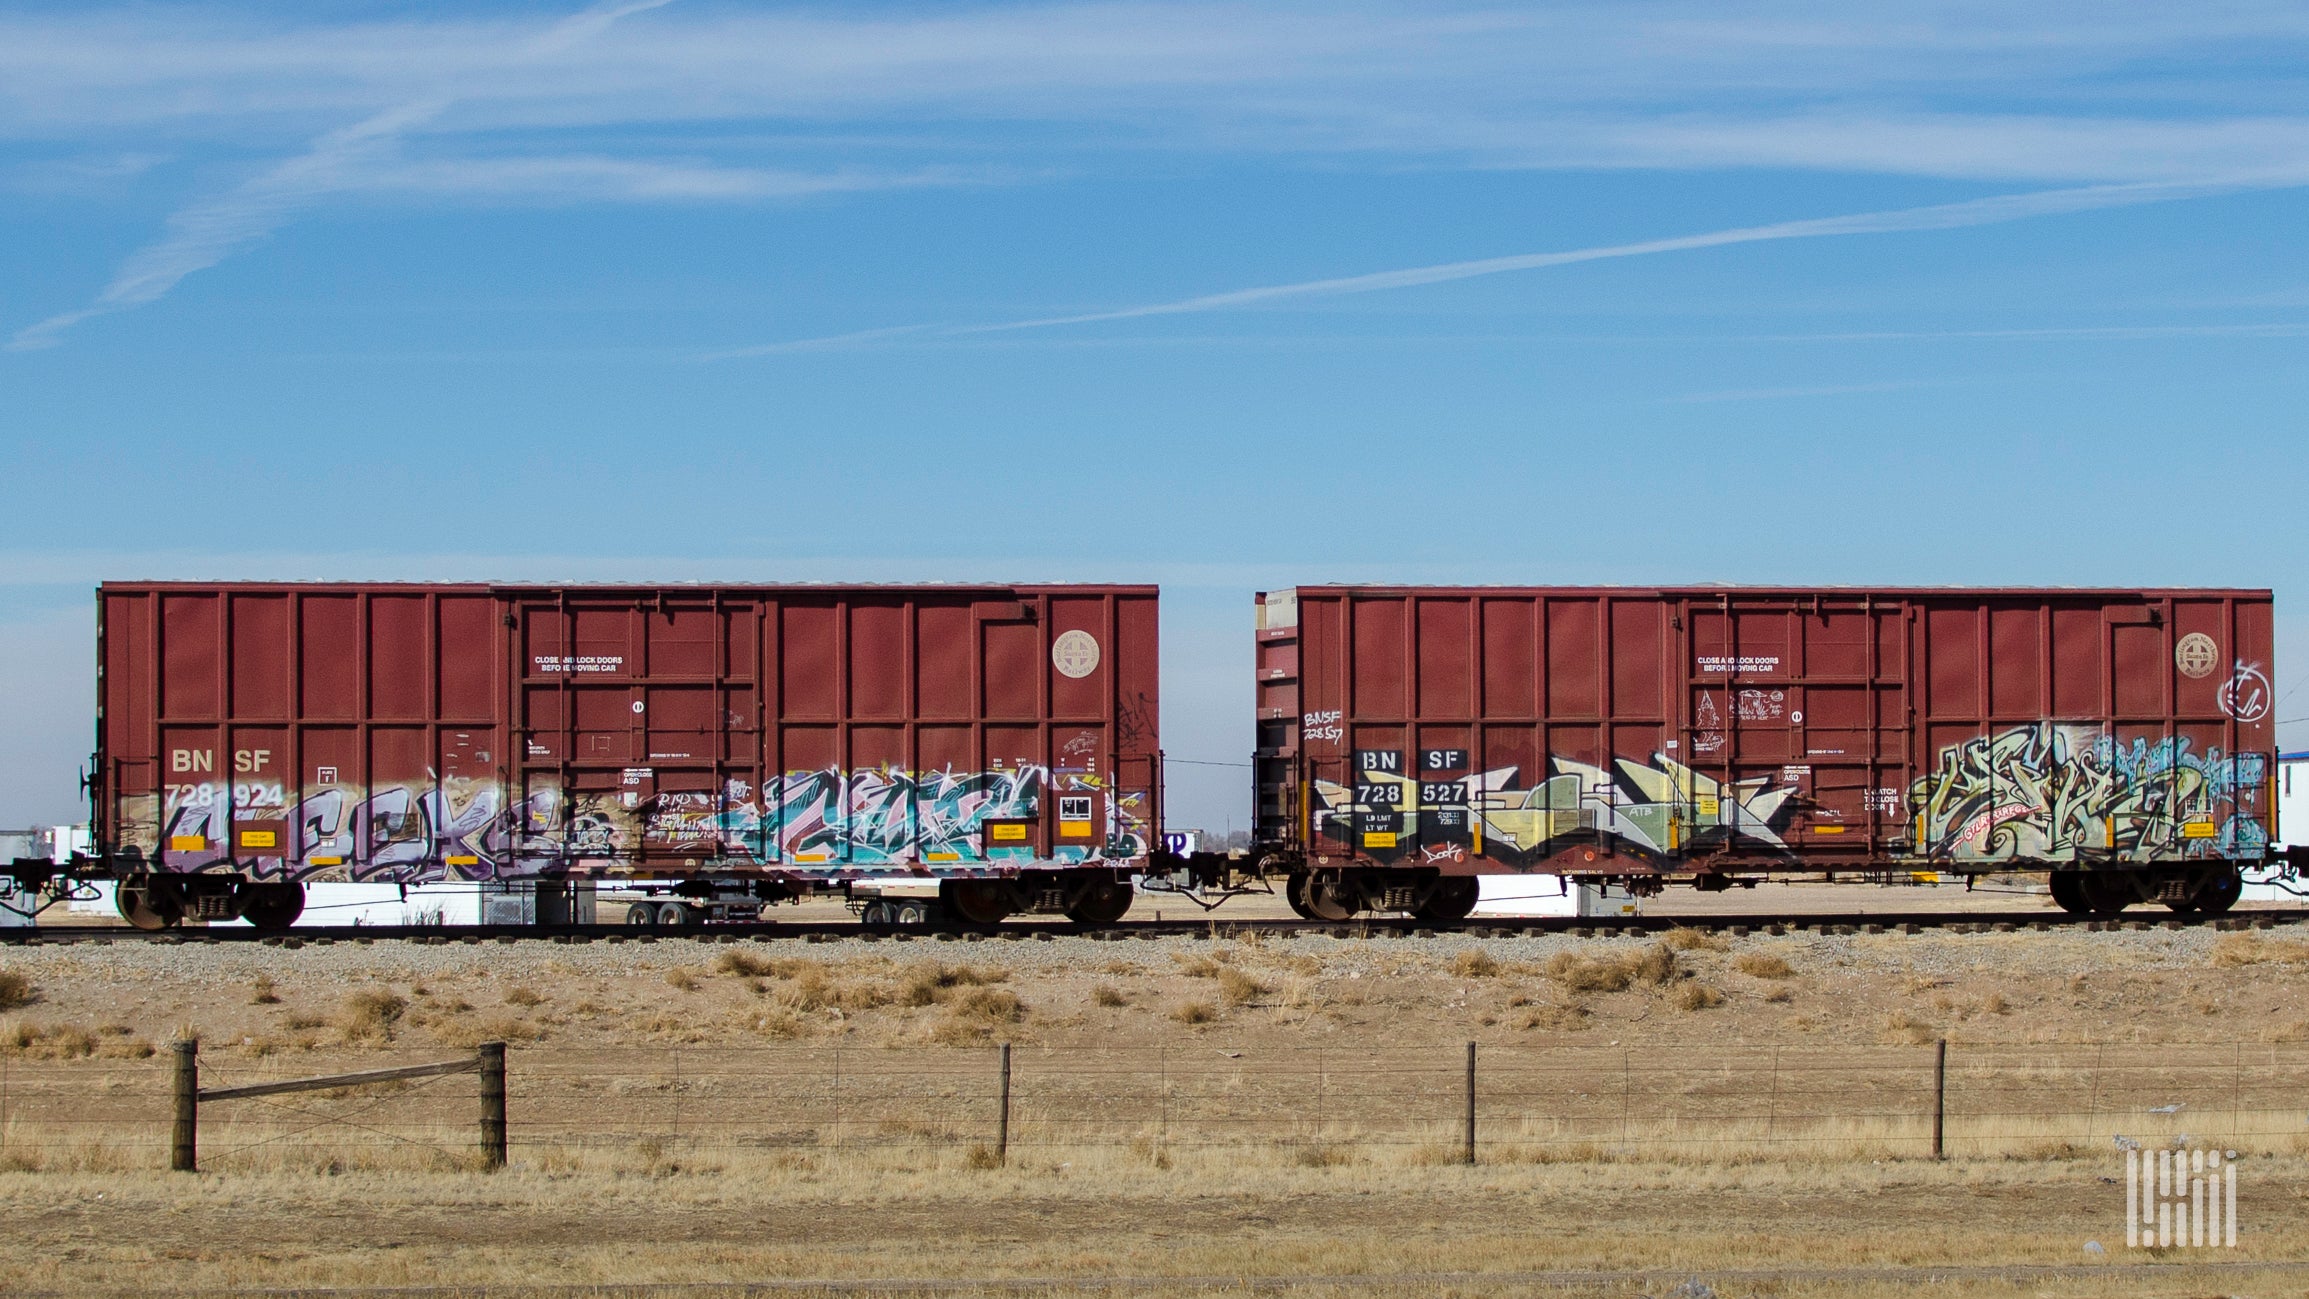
[
  {"left": 1414, "top": 876, "right": 1480, "bottom": 924},
  {"left": 942, "top": 880, "right": 1016, "bottom": 928},
  {"left": 2048, "top": 872, "right": 2091, "bottom": 917},
  {"left": 2167, "top": 868, "right": 2243, "bottom": 916},
  {"left": 624, "top": 901, "right": 658, "bottom": 927},
  {"left": 2075, "top": 871, "right": 2138, "bottom": 916},
  {"left": 658, "top": 902, "right": 695, "bottom": 927},
  {"left": 1299, "top": 872, "right": 1356, "bottom": 922},
  {"left": 115, "top": 877, "right": 181, "bottom": 931},
  {"left": 1284, "top": 873, "right": 1320, "bottom": 920},
  {"left": 239, "top": 881, "right": 305, "bottom": 930},
  {"left": 1064, "top": 878, "right": 1134, "bottom": 926}
]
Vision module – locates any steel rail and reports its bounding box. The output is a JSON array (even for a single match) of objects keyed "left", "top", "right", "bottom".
[{"left": 7, "top": 907, "right": 2307, "bottom": 946}]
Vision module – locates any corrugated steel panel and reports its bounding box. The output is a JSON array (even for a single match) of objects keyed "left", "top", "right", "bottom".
[
  {"left": 1257, "top": 586, "right": 2276, "bottom": 876},
  {"left": 99, "top": 583, "right": 1158, "bottom": 884}
]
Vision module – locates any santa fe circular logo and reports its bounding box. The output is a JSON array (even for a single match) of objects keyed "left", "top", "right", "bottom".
[
  {"left": 2175, "top": 633, "right": 2219, "bottom": 680},
  {"left": 1051, "top": 630, "right": 1101, "bottom": 679}
]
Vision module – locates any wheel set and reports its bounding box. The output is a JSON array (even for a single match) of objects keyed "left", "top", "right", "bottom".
[
  {"left": 1284, "top": 869, "right": 1478, "bottom": 923},
  {"left": 114, "top": 875, "right": 306, "bottom": 931},
  {"left": 624, "top": 900, "right": 701, "bottom": 928},
  {"left": 2048, "top": 867, "right": 2244, "bottom": 918}
]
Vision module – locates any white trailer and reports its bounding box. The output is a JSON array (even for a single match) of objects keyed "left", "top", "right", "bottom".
[{"left": 1472, "top": 874, "right": 1641, "bottom": 919}]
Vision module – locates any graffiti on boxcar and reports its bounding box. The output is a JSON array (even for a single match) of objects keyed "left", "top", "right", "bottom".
[
  {"left": 1314, "top": 753, "right": 1797, "bottom": 864},
  {"left": 1910, "top": 724, "right": 2267, "bottom": 862},
  {"left": 300, "top": 778, "right": 510, "bottom": 875},
  {"left": 2219, "top": 662, "right": 2272, "bottom": 722},
  {"left": 125, "top": 763, "right": 1150, "bottom": 881},
  {"left": 553, "top": 764, "right": 1146, "bottom": 866}
]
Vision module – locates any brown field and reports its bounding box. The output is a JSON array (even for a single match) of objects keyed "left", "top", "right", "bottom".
[{"left": 4, "top": 919, "right": 2308, "bottom": 1296}]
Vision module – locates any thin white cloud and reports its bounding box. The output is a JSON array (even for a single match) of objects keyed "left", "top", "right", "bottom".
[
  {"left": 14, "top": 3, "right": 2309, "bottom": 350},
  {"left": 344, "top": 156, "right": 975, "bottom": 203},
  {"left": 716, "top": 176, "right": 2293, "bottom": 355},
  {"left": 4, "top": 5, "right": 2309, "bottom": 182},
  {"left": 8, "top": 0, "right": 675, "bottom": 351}
]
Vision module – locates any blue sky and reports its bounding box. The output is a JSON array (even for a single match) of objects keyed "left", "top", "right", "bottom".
[{"left": 4, "top": 0, "right": 2308, "bottom": 830}]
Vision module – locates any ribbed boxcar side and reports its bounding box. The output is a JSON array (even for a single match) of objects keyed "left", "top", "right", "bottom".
[
  {"left": 97, "top": 583, "right": 1157, "bottom": 909},
  {"left": 99, "top": 584, "right": 507, "bottom": 882},
  {"left": 1255, "top": 587, "right": 2276, "bottom": 915},
  {"left": 501, "top": 585, "right": 1158, "bottom": 881}
]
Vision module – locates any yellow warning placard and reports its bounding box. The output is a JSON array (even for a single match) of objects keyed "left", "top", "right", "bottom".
[
  {"left": 168, "top": 835, "right": 206, "bottom": 851},
  {"left": 2181, "top": 820, "right": 2218, "bottom": 840},
  {"left": 988, "top": 823, "right": 1029, "bottom": 842},
  {"left": 1364, "top": 831, "right": 1398, "bottom": 848},
  {"left": 239, "top": 830, "right": 277, "bottom": 849}
]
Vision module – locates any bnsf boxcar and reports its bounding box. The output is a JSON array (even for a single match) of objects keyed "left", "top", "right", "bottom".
[
  {"left": 1251, "top": 586, "right": 2277, "bottom": 920},
  {"left": 92, "top": 583, "right": 1158, "bottom": 928}
]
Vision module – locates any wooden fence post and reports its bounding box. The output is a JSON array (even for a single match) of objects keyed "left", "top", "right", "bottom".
[
  {"left": 1932, "top": 1039, "right": 1947, "bottom": 1160},
  {"left": 1463, "top": 1041, "right": 1477, "bottom": 1166},
  {"left": 996, "top": 1042, "right": 1012, "bottom": 1164},
  {"left": 479, "top": 1041, "right": 507, "bottom": 1170},
  {"left": 170, "top": 1040, "right": 198, "bottom": 1173}
]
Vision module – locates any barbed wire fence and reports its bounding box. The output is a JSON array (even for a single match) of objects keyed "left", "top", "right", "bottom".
[{"left": 2, "top": 1038, "right": 2305, "bottom": 1173}]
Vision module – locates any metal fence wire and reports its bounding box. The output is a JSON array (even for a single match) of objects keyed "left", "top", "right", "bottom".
[{"left": 2, "top": 1041, "right": 2304, "bottom": 1170}]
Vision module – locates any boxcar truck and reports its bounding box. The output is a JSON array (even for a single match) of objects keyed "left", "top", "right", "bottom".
[
  {"left": 54, "top": 582, "right": 1158, "bottom": 930},
  {"left": 1247, "top": 586, "right": 2294, "bottom": 919}
]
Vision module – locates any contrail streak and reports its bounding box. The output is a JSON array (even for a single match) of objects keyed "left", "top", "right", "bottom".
[
  {"left": 8, "top": 0, "right": 674, "bottom": 352},
  {"left": 715, "top": 175, "right": 2292, "bottom": 357}
]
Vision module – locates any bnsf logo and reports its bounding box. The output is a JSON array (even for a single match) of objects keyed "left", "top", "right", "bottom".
[{"left": 170, "top": 749, "right": 273, "bottom": 773}]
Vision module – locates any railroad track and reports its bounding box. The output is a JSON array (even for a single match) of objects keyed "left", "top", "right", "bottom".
[{"left": 8, "top": 907, "right": 2309, "bottom": 947}]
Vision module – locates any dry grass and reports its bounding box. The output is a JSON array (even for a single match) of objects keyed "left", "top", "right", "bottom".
[
  {"left": 1670, "top": 983, "right": 1723, "bottom": 1011},
  {"left": 2211, "top": 933, "right": 2309, "bottom": 966},
  {"left": 777, "top": 964, "right": 892, "bottom": 1013},
  {"left": 1173, "top": 953, "right": 1225, "bottom": 979},
  {"left": 2, "top": 1020, "right": 96, "bottom": 1058},
  {"left": 1660, "top": 927, "right": 1730, "bottom": 952},
  {"left": 339, "top": 990, "right": 409, "bottom": 1043},
  {"left": 1518, "top": 1002, "right": 1592, "bottom": 1031},
  {"left": 503, "top": 986, "right": 545, "bottom": 1007},
  {"left": 1544, "top": 943, "right": 1678, "bottom": 993},
  {"left": 0, "top": 968, "right": 33, "bottom": 1010},
  {"left": 1880, "top": 1011, "right": 1938, "bottom": 1045},
  {"left": 1449, "top": 950, "right": 1501, "bottom": 978},
  {"left": 711, "top": 950, "right": 777, "bottom": 978},
  {"left": 900, "top": 962, "right": 1012, "bottom": 1007},
  {"left": 1170, "top": 1001, "right": 1216, "bottom": 1025},
  {"left": 1215, "top": 967, "right": 1269, "bottom": 1007},
  {"left": 664, "top": 967, "right": 701, "bottom": 992},
  {"left": 0, "top": 1138, "right": 2303, "bottom": 1299},
  {"left": 1733, "top": 952, "right": 1793, "bottom": 979},
  {"left": 928, "top": 987, "right": 1026, "bottom": 1044},
  {"left": 248, "top": 974, "right": 281, "bottom": 1005},
  {"left": 1092, "top": 984, "right": 1129, "bottom": 1007}
]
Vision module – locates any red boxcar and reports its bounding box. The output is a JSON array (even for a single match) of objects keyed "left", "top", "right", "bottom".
[
  {"left": 94, "top": 583, "right": 1158, "bottom": 926},
  {"left": 1253, "top": 586, "right": 2276, "bottom": 919}
]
